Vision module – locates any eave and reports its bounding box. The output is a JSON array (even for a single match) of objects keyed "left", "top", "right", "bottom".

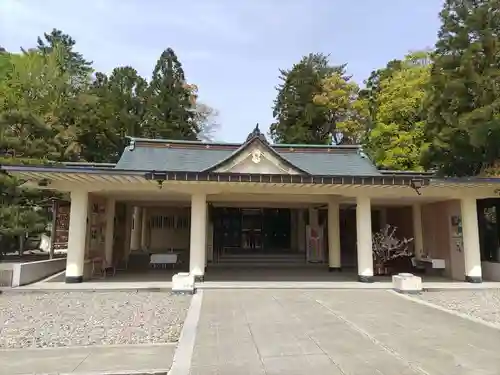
[
  {"left": 145, "top": 171, "right": 430, "bottom": 187},
  {"left": 1, "top": 165, "right": 149, "bottom": 185},
  {"left": 9, "top": 164, "right": 500, "bottom": 191}
]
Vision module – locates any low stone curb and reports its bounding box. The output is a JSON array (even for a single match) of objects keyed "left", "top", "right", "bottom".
[
  {"left": 423, "top": 286, "right": 500, "bottom": 291},
  {"left": 168, "top": 290, "right": 203, "bottom": 375},
  {"left": 0, "top": 343, "right": 177, "bottom": 353},
  {"left": 388, "top": 290, "right": 500, "bottom": 331},
  {"left": 0, "top": 287, "right": 174, "bottom": 293},
  {"left": 36, "top": 371, "right": 169, "bottom": 375}
]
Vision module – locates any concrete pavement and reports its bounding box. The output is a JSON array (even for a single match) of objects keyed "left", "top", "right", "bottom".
[
  {"left": 2, "top": 289, "right": 500, "bottom": 374},
  {"left": 189, "top": 290, "right": 500, "bottom": 374},
  {"left": 0, "top": 344, "right": 175, "bottom": 375}
]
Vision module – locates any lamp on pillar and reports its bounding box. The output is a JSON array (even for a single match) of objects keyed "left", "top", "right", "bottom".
[
  {"left": 145, "top": 171, "right": 165, "bottom": 189},
  {"left": 410, "top": 178, "right": 424, "bottom": 195}
]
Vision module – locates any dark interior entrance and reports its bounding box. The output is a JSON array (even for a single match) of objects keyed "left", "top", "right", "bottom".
[
  {"left": 212, "top": 207, "right": 291, "bottom": 254},
  {"left": 478, "top": 198, "right": 500, "bottom": 263}
]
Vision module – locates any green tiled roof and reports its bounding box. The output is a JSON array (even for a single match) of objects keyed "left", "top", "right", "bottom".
[
  {"left": 115, "top": 138, "right": 381, "bottom": 177},
  {"left": 279, "top": 150, "right": 380, "bottom": 176},
  {"left": 117, "top": 146, "right": 233, "bottom": 172}
]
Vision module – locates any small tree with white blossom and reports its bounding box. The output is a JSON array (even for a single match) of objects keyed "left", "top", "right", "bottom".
[{"left": 372, "top": 225, "right": 413, "bottom": 266}]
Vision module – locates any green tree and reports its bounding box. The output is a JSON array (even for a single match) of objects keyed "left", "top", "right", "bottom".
[
  {"left": 365, "top": 51, "right": 431, "bottom": 170},
  {"left": 0, "top": 171, "right": 49, "bottom": 256},
  {"left": 423, "top": 0, "right": 500, "bottom": 176},
  {"left": 0, "top": 36, "right": 217, "bottom": 250},
  {"left": 1, "top": 47, "right": 83, "bottom": 161},
  {"left": 270, "top": 53, "right": 349, "bottom": 144},
  {"left": 78, "top": 67, "right": 149, "bottom": 162},
  {"left": 37, "top": 28, "right": 93, "bottom": 84},
  {"left": 312, "top": 73, "right": 368, "bottom": 144},
  {"left": 359, "top": 59, "right": 404, "bottom": 127},
  {"left": 0, "top": 48, "right": 72, "bottom": 253},
  {"left": 143, "top": 48, "right": 199, "bottom": 140},
  {"left": 80, "top": 64, "right": 218, "bottom": 160}
]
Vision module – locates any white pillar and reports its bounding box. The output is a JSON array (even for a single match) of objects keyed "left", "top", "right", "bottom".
[
  {"left": 130, "top": 207, "right": 142, "bottom": 251},
  {"left": 104, "top": 198, "right": 115, "bottom": 266},
  {"left": 412, "top": 203, "right": 424, "bottom": 259},
  {"left": 461, "top": 197, "right": 482, "bottom": 283},
  {"left": 356, "top": 196, "right": 374, "bottom": 282},
  {"left": 190, "top": 193, "right": 207, "bottom": 280},
  {"left": 205, "top": 205, "right": 209, "bottom": 268},
  {"left": 66, "top": 190, "right": 89, "bottom": 283},
  {"left": 140, "top": 207, "right": 148, "bottom": 250},
  {"left": 328, "top": 200, "right": 341, "bottom": 271}
]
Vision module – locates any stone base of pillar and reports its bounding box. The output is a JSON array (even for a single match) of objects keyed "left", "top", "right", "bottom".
[
  {"left": 358, "top": 275, "right": 374, "bottom": 283},
  {"left": 328, "top": 267, "right": 342, "bottom": 272},
  {"left": 173, "top": 290, "right": 196, "bottom": 295},
  {"left": 65, "top": 276, "right": 83, "bottom": 283},
  {"left": 172, "top": 272, "right": 195, "bottom": 294},
  {"left": 465, "top": 275, "right": 482, "bottom": 283},
  {"left": 194, "top": 275, "right": 204, "bottom": 282}
]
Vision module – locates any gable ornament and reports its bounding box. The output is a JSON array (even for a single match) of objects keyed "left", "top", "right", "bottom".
[{"left": 251, "top": 149, "right": 262, "bottom": 164}]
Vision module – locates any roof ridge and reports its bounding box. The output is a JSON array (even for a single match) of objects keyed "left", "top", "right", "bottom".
[{"left": 127, "top": 136, "right": 362, "bottom": 150}]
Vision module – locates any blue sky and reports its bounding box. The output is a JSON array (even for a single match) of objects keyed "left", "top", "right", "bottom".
[{"left": 1, "top": 0, "right": 443, "bottom": 142}]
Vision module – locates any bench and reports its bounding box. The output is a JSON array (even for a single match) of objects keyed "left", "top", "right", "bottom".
[
  {"left": 416, "top": 257, "right": 445, "bottom": 269},
  {"left": 412, "top": 257, "right": 446, "bottom": 274},
  {"left": 150, "top": 253, "right": 178, "bottom": 268}
]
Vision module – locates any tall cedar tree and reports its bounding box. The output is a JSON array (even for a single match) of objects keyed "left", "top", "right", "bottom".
[
  {"left": 270, "top": 53, "right": 348, "bottom": 144},
  {"left": 423, "top": 0, "right": 500, "bottom": 176},
  {"left": 79, "top": 67, "right": 149, "bottom": 162},
  {"left": 37, "top": 28, "right": 93, "bottom": 83},
  {"left": 144, "top": 48, "right": 199, "bottom": 140}
]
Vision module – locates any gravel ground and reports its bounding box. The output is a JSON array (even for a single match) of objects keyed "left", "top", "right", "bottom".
[
  {"left": 414, "top": 289, "right": 500, "bottom": 325},
  {"left": 0, "top": 291, "right": 191, "bottom": 348}
]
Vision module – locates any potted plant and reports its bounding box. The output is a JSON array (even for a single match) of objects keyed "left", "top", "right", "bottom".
[{"left": 372, "top": 225, "right": 413, "bottom": 275}]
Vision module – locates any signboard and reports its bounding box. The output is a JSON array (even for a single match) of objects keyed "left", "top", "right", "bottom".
[
  {"left": 450, "top": 215, "right": 463, "bottom": 252},
  {"left": 306, "top": 225, "right": 324, "bottom": 262},
  {"left": 53, "top": 201, "right": 70, "bottom": 249}
]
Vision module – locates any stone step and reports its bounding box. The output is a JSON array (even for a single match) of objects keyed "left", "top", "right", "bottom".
[
  {"left": 218, "top": 258, "right": 305, "bottom": 263},
  {"left": 209, "top": 262, "right": 311, "bottom": 267},
  {"left": 218, "top": 252, "right": 305, "bottom": 259},
  {"left": 218, "top": 256, "right": 305, "bottom": 262},
  {"left": 216, "top": 254, "right": 307, "bottom": 265}
]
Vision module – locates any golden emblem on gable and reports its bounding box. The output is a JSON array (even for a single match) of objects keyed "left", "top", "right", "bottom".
[{"left": 251, "top": 149, "right": 262, "bottom": 164}]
